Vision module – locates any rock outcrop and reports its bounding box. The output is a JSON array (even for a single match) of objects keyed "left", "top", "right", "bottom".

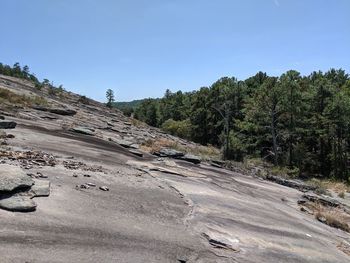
[
  {"left": 70, "top": 126, "right": 95, "bottom": 136},
  {"left": 0, "top": 165, "right": 34, "bottom": 192},
  {"left": 0, "top": 164, "right": 50, "bottom": 212},
  {"left": 180, "top": 154, "right": 201, "bottom": 164},
  {"left": 0, "top": 195, "right": 37, "bottom": 212},
  {"left": 33, "top": 106, "right": 77, "bottom": 116}
]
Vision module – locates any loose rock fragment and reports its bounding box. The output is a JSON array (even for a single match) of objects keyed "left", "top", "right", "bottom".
[
  {"left": 70, "top": 126, "right": 95, "bottom": 136},
  {"left": 0, "top": 164, "right": 34, "bottom": 192},
  {"left": 0, "top": 195, "right": 37, "bottom": 212},
  {"left": 180, "top": 154, "right": 201, "bottom": 164},
  {"left": 0, "top": 121, "right": 17, "bottom": 129},
  {"left": 129, "top": 149, "right": 143, "bottom": 157},
  {"left": 99, "top": 186, "right": 109, "bottom": 191},
  {"left": 30, "top": 180, "right": 51, "bottom": 197}
]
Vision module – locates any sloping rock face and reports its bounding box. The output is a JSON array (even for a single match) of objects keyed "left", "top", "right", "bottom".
[
  {"left": 0, "top": 164, "right": 34, "bottom": 192},
  {"left": 1, "top": 75, "right": 350, "bottom": 262}
]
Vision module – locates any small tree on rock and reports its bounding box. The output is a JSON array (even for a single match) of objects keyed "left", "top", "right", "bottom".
[{"left": 106, "top": 89, "right": 115, "bottom": 108}]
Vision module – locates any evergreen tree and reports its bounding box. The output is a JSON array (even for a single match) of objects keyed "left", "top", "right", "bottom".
[{"left": 106, "top": 89, "right": 115, "bottom": 108}]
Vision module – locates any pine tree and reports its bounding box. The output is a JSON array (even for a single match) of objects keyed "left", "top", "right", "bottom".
[{"left": 106, "top": 89, "right": 115, "bottom": 108}]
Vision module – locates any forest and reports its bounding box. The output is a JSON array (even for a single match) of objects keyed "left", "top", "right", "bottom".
[{"left": 131, "top": 69, "right": 350, "bottom": 181}]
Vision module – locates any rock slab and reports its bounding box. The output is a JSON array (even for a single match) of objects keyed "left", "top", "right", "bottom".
[
  {"left": 70, "top": 127, "right": 95, "bottom": 136},
  {"left": 180, "top": 154, "right": 201, "bottom": 164},
  {"left": 31, "top": 180, "right": 51, "bottom": 197},
  {"left": 0, "top": 195, "right": 37, "bottom": 212},
  {"left": 33, "top": 106, "right": 77, "bottom": 116},
  {"left": 0, "top": 165, "right": 34, "bottom": 192}
]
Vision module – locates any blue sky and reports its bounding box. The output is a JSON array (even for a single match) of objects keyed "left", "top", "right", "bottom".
[{"left": 1, "top": 0, "right": 349, "bottom": 102}]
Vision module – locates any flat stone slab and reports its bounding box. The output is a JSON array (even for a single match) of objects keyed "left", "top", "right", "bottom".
[
  {"left": 33, "top": 106, "right": 77, "bottom": 116},
  {"left": 154, "top": 148, "right": 185, "bottom": 158},
  {"left": 129, "top": 149, "right": 143, "bottom": 157},
  {"left": 70, "top": 127, "right": 95, "bottom": 136},
  {"left": 0, "top": 195, "right": 37, "bottom": 212},
  {"left": 115, "top": 139, "right": 134, "bottom": 148},
  {"left": 0, "top": 121, "right": 17, "bottom": 129},
  {"left": 180, "top": 154, "right": 201, "bottom": 164},
  {"left": 31, "top": 180, "right": 50, "bottom": 197},
  {"left": 0, "top": 165, "right": 34, "bottom": 192}
]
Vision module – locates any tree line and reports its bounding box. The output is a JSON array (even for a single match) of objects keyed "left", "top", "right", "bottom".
[
  {"left": 132, "top": 69, "right": 350, "bottom": 181},
  {"left": 0, "top": 62, "right": 64, "bottom": 94}
]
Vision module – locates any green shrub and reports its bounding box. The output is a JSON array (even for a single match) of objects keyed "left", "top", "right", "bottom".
[{"left": 161, "top": 119, "right": 192, "bottom": 140}]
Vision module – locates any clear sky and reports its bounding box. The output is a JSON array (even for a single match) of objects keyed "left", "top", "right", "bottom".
[{"left": 1, "top": 0, "right": 349, "bottom": 102}]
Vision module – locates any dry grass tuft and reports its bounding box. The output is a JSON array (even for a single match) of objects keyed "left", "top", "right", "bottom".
[
  {"left": 307, "top": 178, "right": 350, "bottom": 196},
  {"left": 0, "top": 88, "right": 47, "bottom": 107},
  {"left": 130, "top": 118, "right": 147, "bottom": 128},
  {"left": 310, "top": 203, "right": 350, "bottom": 232},
  {"left": 337, "top": 242, "right": 350, "bottom": 256},
  {"left": 339, "top": 192, "right": 346, "bottom": 199},
  {"left": 140, "top": 138, "right": 220, "bottom": 160}
]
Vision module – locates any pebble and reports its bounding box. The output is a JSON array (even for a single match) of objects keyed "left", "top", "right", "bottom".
[{"left": 99, "top": 186, "right": 109, "bottom": 191}]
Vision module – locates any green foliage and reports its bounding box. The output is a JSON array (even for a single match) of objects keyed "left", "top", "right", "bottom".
[
  {"left": 106, "top": 89, "right": 115, "bottom": 108},
  {"left": 161, "top": 119, "right": 192, "bottom": 139},
  {"left": 0, "top": 62, "right": 65, "bottom": 96},
  {"left": 78, "top": 95, "right": 90, "bottom": 105},
  {"left": 134, "top": 98, "right": 158, "bottom": 126},
  {"left": 0, "top": 62, "right": 39, "bottom": 84},
  {"left": 132, "top": 68, "right": 350, "bottom": 180},
  {"left": 113, "top": 99, "right": 148, "bottom": 117}
]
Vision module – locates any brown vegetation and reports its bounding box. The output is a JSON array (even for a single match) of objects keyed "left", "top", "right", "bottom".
[
  {"left": 140, "top": 138, "right": 220, "bottom": 160},
  {"left": 0, "top": 87, "right": 47, "bottom": 107},
  {"left": 302, "top": 201, "right": 350, "bottom": 233}
]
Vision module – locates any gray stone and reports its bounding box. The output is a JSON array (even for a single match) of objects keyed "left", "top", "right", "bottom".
[
  {"left": 33, "top": 106, "right": 77, "bottom": 116},
  {"left": 130, "top": 144, "right": 140, "bottom": 149},
  {"left": 30, "top": 180, "right": 50, "bottom": 197},
  {"left": 301, "top": 193, "right": 342, "bottom": 207},
  {"left": 115, "top": 139, "right": 134, "bottom": 148},
  {"left": 202, "top": 231, "right": 240, "bottom": 251},
  {"left": 155, "top": 148, "right": 185, "bottom": 158},
  {"left": 129, "top": 149, "right": 143, "bottom": 157},
  {"left": 266, "top": 175, "right": 317, "bottom": 192},
  {"left": 0, "top": 195, "right": 37, "bottom": 212},
  {"left": 0, "top": 121, "right": 17, "bottom": 129},
  {"left": 70, "top": 127, "right": 95, "bottom": 136},
  {"left": 180, "top": 154, "right": 201, "bottom": 164},
  {"left": 99, "top": 186, "right": 109, "bottom": 191},
  {"left": 0, "top": 165, "right": 34, "bottom": 192}
]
